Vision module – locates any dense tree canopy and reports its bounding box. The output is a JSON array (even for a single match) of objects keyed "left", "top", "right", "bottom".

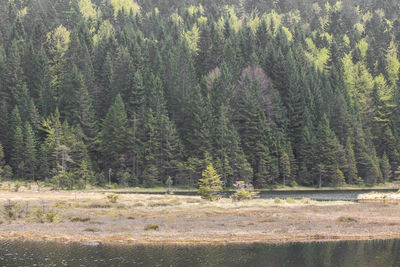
[{"left": 1, "top": 0, "right": 400, "bottom": 188}]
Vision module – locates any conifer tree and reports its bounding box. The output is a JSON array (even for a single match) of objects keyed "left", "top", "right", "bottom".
[
  {"left": 24, "top": 122, "right": 37, "bottom": 180},
  {"left": 280, "top": 151, "right": 291, "bottom": 186},
  {"left": 0, "top": 144, "right": 5, "bottom": 178},
  {"left": 344, "top": 137, "right": 359, "bottom": 184},
  {"left": 198, "top": 164, "right": 223, "bottom": 201},
  {"left": 315, "top": 114, "right": 344, "bottom": 186},
  {"left": 10, "top": 107, "right": 23, "bottom": 178},
  {"left": 99, "top": 94, "right": 129, "bottom": 172},
  {"left": 381, "top": 152, "right": 392, "bottom": 183}
]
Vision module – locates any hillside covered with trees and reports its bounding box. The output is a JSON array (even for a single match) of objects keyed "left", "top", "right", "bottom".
[{"left": 0, "top": 0, "right": 400, "bottom": 188}]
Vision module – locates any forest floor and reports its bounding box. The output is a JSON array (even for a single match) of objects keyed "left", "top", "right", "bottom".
[{"left": 1, "top": 187, "right": 400, "bottom": 245}]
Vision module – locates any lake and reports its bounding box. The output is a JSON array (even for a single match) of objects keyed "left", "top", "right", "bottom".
[
  {"left": 1, "top": 239, "right": 400, "bottom": 266},
  {"left": 113, "top": 188, "right": 398, "bottom": 201}
]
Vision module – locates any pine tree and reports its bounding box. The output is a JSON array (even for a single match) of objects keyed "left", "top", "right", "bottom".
[
  {"left": 198, "top": 164, "right": 223, "bottom": 201},
  {"left": 315, "top": 114, "right": 345, "bottom": 186},
  {"left": 381, "top": 152, "right": 392, "bottom": 183},
  {"left": 344, "top": 137, "right": 359, "bottom": 184},
  {"left": 0, "top": 144, "right": 4, "bottom": 177},
  {"left": 7, "top": 40, "right": 26, "bottom": 108},
  {"left": 99, "top": 94, "right": 129, "bottom": 172},
  {"left": 0, "top": 100, "right": 10, "bottom": 157},
  {"left": 11, "top": 125, "right": 24, "bottom": 178},
  {"left": 10, "top": 107, "right": 24, "bottom": 178},
  {"left": 280, "top": 151, "right": 291, "bottom": 186},
  {"left": 24, "top": 122, "right": 37, "bottom": 180}
]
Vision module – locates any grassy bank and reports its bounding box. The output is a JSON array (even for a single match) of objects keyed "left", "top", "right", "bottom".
[
  {"left": 1, "top": 188, "right": 400, "bottom": 245},
  {"left": 0, "top": 180, "right": 398, "bottom": 194}
]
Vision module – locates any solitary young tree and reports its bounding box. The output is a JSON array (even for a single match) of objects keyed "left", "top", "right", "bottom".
[{"left": 198, "top": 164, "right": 223, "bottom": 201}]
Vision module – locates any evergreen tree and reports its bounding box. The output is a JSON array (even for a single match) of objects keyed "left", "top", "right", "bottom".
[
  {"left": 315, "top": 115, "right": 345, "bottom": 186},
  {"left": 10, "top": 107, "right": 23, "bottom": 178},
  {"left": 344, "top": 137, "right": 359, "bottom": 184},
  {"left": 99, "top": 94, "right": 129, "bottom": 172},
  {"left": 198, "top": 164, "right": 223, "bottom": 201},
  {"left": 24, "top": 122, "right": 37, "bottom": 180},
  {"left": 280, "top": 151, "right": 291, "bottom": 186},
  {"left": 381, "top": 152, "right": 393, "bottom": 183}
]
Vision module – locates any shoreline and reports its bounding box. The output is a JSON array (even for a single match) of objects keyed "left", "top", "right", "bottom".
[
  {"left": 1, "top": 232, "right": 400, "bottom": 246},
  {"left": 1, "top": 190, "right": 400, "bottom": 247}
]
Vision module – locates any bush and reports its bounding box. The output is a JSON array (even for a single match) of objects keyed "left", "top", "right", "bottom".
[
  {"left": 31, "top": 208, "right": 58, "bottom": 223},
  {"left": 84, "top": 227, "right": 99, "bottom": 232},
  {"left": 286, "top": 198, "right": 296, "bottom": 203},
  {"left": 144, "top": 224, "right": 159, "bottom": 231},
  {"left": 14, "top": 182, "right": 21, "bottom": 192},
  {"left": 337, "top": 216, "right": 358, "bottom": 223},
  {"left": 106, "top": 194, "right": 119, "bottom": 203},
  {"left": 231, "top": 181, "right": 256, "bottom": 201},
  {"left": 70, "top": 217, "right": 90, "bottom": 222},
  {"left": 231, "top": 189, "right": 254, "bottom": 201},
  {"left": 274, "top": 197, "right": 281, "bottom": 203},
  {"left": 3, "top": 200, "right": 22, "bottom": 220},
  {"left": 44, "top": 211, "right": 58, "bottom": 223}
]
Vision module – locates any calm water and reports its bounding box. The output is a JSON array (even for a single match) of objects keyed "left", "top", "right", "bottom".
[
  {"left": 1, "top": 239, "right": 400, "bottom": 267},
  {"left": 118, "top": 189, "right": 398, "bottom": 201},
  {"left": 255, "top": 189, "right": 398, "bottom": 201}
]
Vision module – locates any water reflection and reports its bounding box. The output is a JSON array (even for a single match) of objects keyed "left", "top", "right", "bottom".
[{"left": 0, "top": 239, "right": 400, "bottom": 266}]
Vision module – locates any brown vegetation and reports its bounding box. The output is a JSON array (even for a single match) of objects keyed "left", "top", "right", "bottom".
[{"left": 0, "top": 190, "right": 400, "bottom": 245}]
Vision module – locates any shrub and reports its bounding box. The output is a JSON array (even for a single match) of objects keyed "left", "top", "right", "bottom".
[
  {"left": 84, "top": 227, "right": 99, "bottom": 232},
  {"left": 53, "top": 201, "right": 69, "bottom": 209},
  {"left": 14, "top": 182, "right": 21, "bottom": 192},
  {"left": 106, "top": 183, "right": 118, "bottom": 190},
  {"left": 84, "top": 202, "right": 112, "bottom": 209},
  {"left": 166, "top": 176, "right": 173, "bottom": 194},
  {"left": 274, "top": 197, "right": 281, "bottom": 203},
  {"left": 337, "top": 216, "right": 358, "bottom": 223},
  {"left": 3, "top": 200, "right": 21, "bottom": 220},
  {"left": 144, "top": 224, "right": 159, "bottom": 231},
  {"left": 231, "top": 189, "right": 254, "bottom": 201},
  {"left": 31, "top": 208, "right": 58, "bottom": 223},
  {"left": 286, "top": 198, "right": 296, "bottom": 203},
  {"left": 44, "top": 211, "right": 58, "bottom": 222},
  {"left": 301, "top": 197, "right": 311, "bottom": 204},
  {"left": 106, "top": 194, "right": 119, "bottom": 203},
  {"left": 70, "top": 217, "right": 90, "bottom": 222},
  {"left": 231, "top": 181, "right": 256, "bottom": 201},
  {"left": 198, "top": 164, "right": 223, "bottom": 201}
]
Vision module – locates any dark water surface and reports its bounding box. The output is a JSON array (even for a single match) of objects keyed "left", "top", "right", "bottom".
[
  {"left": 1, "top": 239, "right": 400, "bottom": 267},
  {"left": 255, "top": 189, "right": 398, "bottom": 201},
  {"left": 114, "top": 189, "right": 398, "bottom": 201}
]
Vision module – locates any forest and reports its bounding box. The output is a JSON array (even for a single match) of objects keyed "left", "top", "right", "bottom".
[{"left": 0, "top": 0, "right": 400, "bottom": 188}]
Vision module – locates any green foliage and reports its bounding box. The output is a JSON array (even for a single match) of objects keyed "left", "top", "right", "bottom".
[
  {"left": 106, "top": 194, "right": 119, "bottom": 203},
  {"left": 231, "top": 181, "right": 256, "bottom": 201},
  {"left": 70, "top": 216, "right": 90, "bottom": 222},
  {"left": 286, "top": 198, "right": 296, "bottom": 203},
  {"left": 3, "top": 200, "right": 22, "bottom": 220},
  {"left": 31, "top": 208, "right": 58, "bottom": 223},
  {"left": 0, "top": 0, "right": 399, "bottom": 189},
  {"left": 198, "top": 164, "right": 223, "bottom": 201},
  {"left": 14, "top": 182, "right": 21, "bottom": 192}
]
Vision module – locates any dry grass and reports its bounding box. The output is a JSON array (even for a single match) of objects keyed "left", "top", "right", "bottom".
[
  {"left": 359, "top": 192, "right": 400, "bottom": 200},
  {"left": 0, "top": 190, "right": 400, "bottom": 245}
]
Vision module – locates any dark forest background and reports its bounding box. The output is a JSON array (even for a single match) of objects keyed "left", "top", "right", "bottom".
[{"left": 1, "top": 0, "right": 400, "bottom": 188}]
